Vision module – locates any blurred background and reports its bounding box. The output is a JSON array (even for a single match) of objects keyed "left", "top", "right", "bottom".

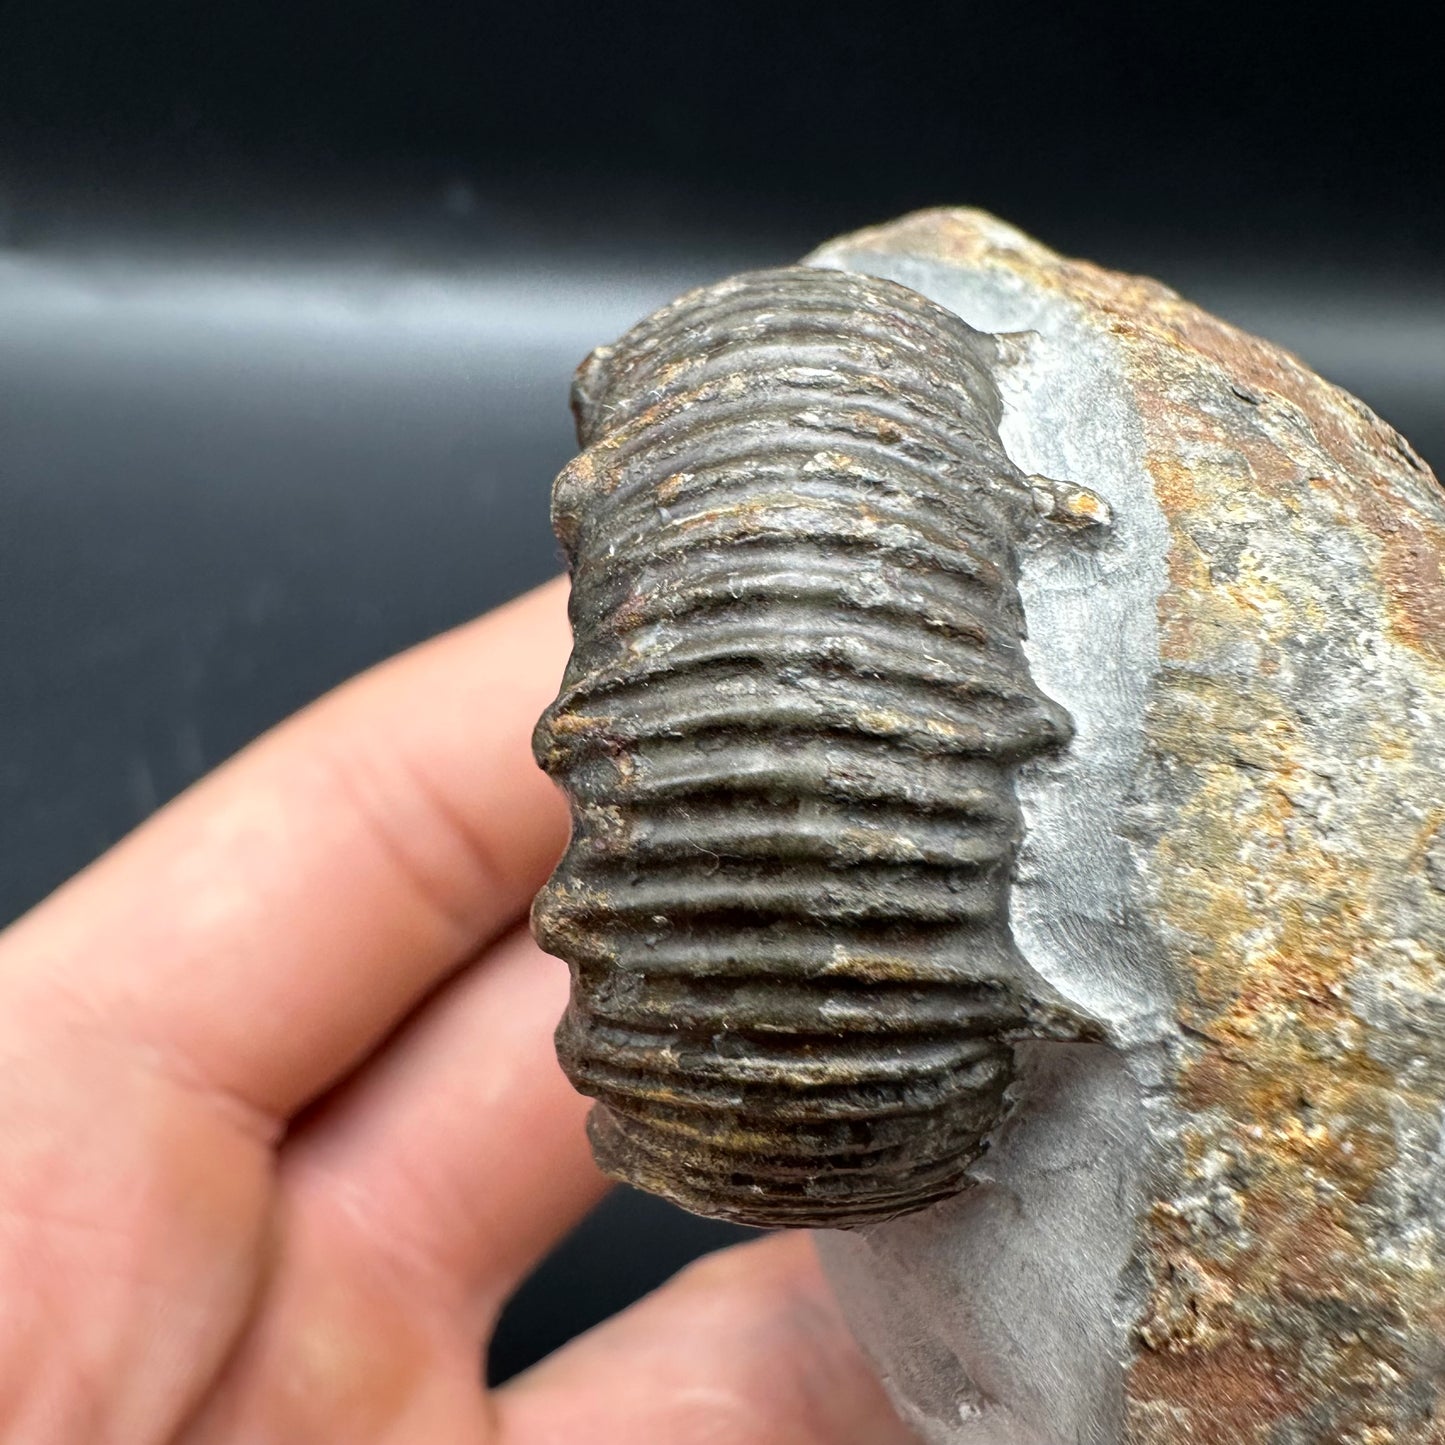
[{"left": 1, "top": 0, "right": 1439, "bottom": 1383}]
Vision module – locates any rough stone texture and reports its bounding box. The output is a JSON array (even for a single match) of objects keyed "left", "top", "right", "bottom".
[{"left": 804, "top": 210, "right": 1445, "bottom": 1444}]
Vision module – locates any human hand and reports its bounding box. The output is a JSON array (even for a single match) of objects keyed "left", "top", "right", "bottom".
[{"left": 0, "top": 578, "right": 915, "bottom": 1444}]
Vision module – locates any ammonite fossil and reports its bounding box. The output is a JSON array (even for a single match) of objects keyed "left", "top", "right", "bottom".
[{"left": 532, "top": 264, "right": 1106, "bottom": 1228}]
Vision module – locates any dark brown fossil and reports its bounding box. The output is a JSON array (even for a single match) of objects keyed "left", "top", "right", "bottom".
[{"left": 532, "top": 265, "right": 1104, "bottom": 1228}]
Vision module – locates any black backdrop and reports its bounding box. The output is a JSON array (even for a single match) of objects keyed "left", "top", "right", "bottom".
[
  {"left": 1, "top": 0, "right": 1439, "bottom": 1383},
  {"left": 2, "top": 0, "right": 1441, "bottom": 269}
]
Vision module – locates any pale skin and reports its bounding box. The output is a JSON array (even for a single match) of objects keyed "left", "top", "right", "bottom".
[{"left": 0, "top": 578, "right": 916, "bottom": 1445}]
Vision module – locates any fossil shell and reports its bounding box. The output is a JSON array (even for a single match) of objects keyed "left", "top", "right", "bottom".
[{"left": 532, "top": 265, "right": 1099, "bottom": 1228}]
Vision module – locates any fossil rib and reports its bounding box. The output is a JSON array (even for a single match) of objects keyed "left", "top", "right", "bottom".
[{"left": 532, "top": 265, "right": 1101, "bottom": 1228}]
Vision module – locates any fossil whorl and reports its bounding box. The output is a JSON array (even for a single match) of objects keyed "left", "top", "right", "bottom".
[{"left": 532, "top": 265, "right": 1099, "bottom": 1228}]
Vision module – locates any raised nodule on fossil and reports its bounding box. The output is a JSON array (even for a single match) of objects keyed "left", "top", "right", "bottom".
[{"left": 532, "top": 266, "right": 1100, "bottom": 1228}]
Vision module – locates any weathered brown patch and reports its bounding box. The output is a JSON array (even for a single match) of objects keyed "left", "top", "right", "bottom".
[
  {"left": 1129, "top": 1339, "right": 1304, "bottom": 1444},
  {"left": 1377, "top": 511, "right": 1445, "bottom": 664}
]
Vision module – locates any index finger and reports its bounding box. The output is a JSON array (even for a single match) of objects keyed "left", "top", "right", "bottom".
[{"left": 0, "top": 577, "right": 573, "bottom": 1126}]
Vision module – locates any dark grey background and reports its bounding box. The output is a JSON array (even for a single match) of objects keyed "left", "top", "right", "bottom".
[{"left": 1, "top": 0, "right": 1439, "bottom": 1383}]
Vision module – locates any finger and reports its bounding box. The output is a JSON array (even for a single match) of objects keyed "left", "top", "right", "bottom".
[
  {"left": 496, "top": 1234, "right": 917, "bottom": 1445},
  {"left": 176, "top": 931, "right": 608, "bottom": 1445},
  {"left": 174, "top": 1177, "right": 496, "bottom": 1445},
  {"left": 0, "top": 1017, "right": 275, "bottom": 1444},
  {"left": 284, "top": 928, "right": 607, "bottom": 1328},
  {"left": 0, "top": 577, "right": 572, "bottom": 1127}
]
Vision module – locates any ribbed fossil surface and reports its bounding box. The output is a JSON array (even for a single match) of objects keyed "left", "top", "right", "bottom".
[{"left": 532, "top": 265, "right": 1077, "bottom": 1227}]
